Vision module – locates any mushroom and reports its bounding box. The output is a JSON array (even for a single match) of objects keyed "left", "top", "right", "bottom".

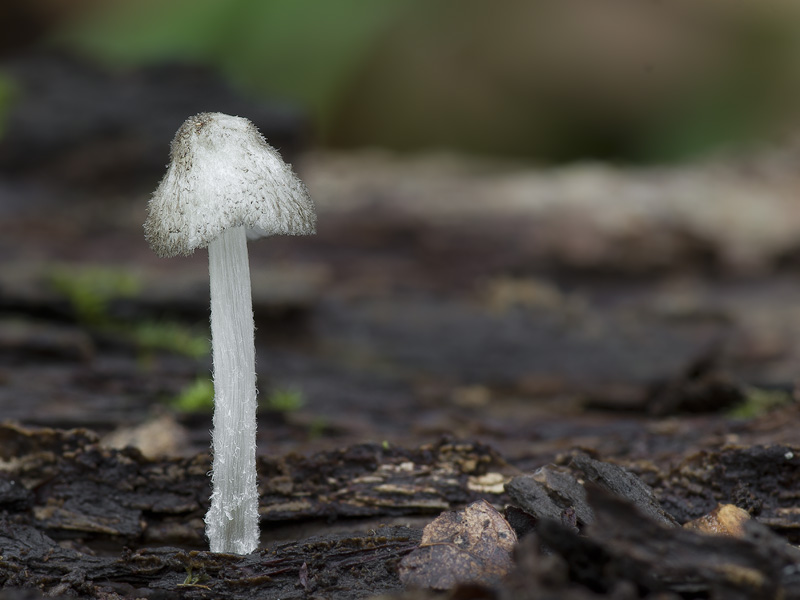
[{"left": 144, "top": 112, "right": 316, "bottom": 554}]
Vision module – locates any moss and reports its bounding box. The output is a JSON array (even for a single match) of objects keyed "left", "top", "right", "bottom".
[
  {"left": 263, "top": 388, "right": 305, "bottom": 413},
  {"left": 48, "top": 266, "right": 140, "bottom": 327},
  {"left": 47, "top": 265, "right": 209, "bottom": 359},
  {"left": 132, "top": 321, "right": 210, "bottom": 359},
  {"left": 171, "top": 378, "right": 215, "bottom": 413},
  {"left": 727, "top": 386, "right": 793, "bottom": 419}
]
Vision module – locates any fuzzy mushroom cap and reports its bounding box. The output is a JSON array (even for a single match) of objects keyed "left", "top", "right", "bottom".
[{"left": 145, "top": 112, "right": 316, "bottom": 257}]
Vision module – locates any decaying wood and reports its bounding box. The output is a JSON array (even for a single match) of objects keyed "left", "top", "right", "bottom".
[
  {"left": 0, "top": 519, "right": 420, "bottom": 599},
  {"left": 656, "top": 444, "right": 800, "bottom": 538},
  {"left": 0, "top": 423, "right": 510, "bottom": 548},
  {"left": 3, "top": 423, "right": 800, "bottom": 599}
]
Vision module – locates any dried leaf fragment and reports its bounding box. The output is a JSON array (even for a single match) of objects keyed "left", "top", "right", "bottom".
[{"left": 399, "top": 499, "right": 517, "bottom": 590}]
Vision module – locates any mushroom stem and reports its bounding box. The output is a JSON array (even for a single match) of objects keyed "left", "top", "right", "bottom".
[{"left": 205, "top": 225, "right": 259, "bottom": 554}]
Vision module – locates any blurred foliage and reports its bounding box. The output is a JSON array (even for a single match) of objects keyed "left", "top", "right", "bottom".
[
  {"left": 263, "top": 387, "right": 305, "bottom": 413},
  {"left": 49, "top": 266, "right": 139, "bottom": 326},
  {"left": 308, "top": 416, "right": 328, "bottom": 441},
  {"left": 48, "top": 265, "right": 209, "bottom": 358},
  {"left": 53, "top": 0, "right": 800, "bottom": 161},
  {"left": 53, "top": 0, "right": 410, "bottom": 140},
  {"left": 0, "top": 72, "right": 17, "bottom": 139},
  {"left": 131, "top": 320, "right": 210, "bottom": 359},
  {"left": 171, "top": 377, "right": 215, "bottom": 413},
  {"left": 171, "top": 382, "right": 310, "bottom": 416},
  {"left": 727, "top": 386, "right": 793, "bottom": 419}
]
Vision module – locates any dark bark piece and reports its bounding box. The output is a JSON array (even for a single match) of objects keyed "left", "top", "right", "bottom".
[
  {"left": 506, "top": 456, "right": 670, "bottom": 532},
  {"left": 583, "top": 486, "right": 796, "bottom": 599},
  {"left": 503, "top": 533, "right": 664, "bottom": 600},
  {"left": 536, "top": 518, "right": 651, "bottom": 595},
  {"left": 502, "top": 505, "right": 538, "bottom": 539},
  {"left": 505, "top": 475, "right": 564, "bottom": 523},
  {"left": 0, "top": 518, "right": 113, "bottom": 592},
  {"left": 531, "top": 486, "right": 800, "bottom": 599},
  {"left": 571, "top": 453, "right": 678, "bottom": 527},
  {"left": 531, "top": 466, "right": 595, "bottom": 527}
]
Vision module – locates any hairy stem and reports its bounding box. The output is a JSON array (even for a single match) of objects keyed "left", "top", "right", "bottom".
[{"left": 205, "top": 226, "right": 259, "bottom": 554}]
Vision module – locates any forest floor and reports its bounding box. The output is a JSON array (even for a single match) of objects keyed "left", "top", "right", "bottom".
[{"left": 2, "top": 54, "right": 800, "bottom": 599}]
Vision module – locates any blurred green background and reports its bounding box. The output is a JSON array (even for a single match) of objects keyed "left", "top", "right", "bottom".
[{"left": 6, "top": 0, "right": 800, "bottom": 162}]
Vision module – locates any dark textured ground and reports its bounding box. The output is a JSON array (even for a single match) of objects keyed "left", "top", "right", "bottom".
[{"left": 2, "top": 53, "right": 800, "bottom": 599}]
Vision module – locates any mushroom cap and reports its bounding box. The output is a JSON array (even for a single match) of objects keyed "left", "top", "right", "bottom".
[{"left": 145, "top": 112, "right": 316, "bottom": 257}]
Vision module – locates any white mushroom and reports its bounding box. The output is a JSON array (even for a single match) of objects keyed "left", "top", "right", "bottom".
[{"left": 144, "top": 112, "right": 316, "bottom": 554}]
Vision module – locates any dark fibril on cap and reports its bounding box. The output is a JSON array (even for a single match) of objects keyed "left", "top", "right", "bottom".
[
  {"left": 144, "top": 112, "right": 316, "bottom": 555},
  {"left": 144, "top": 112, "right": 316, "bottom": 257}
]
